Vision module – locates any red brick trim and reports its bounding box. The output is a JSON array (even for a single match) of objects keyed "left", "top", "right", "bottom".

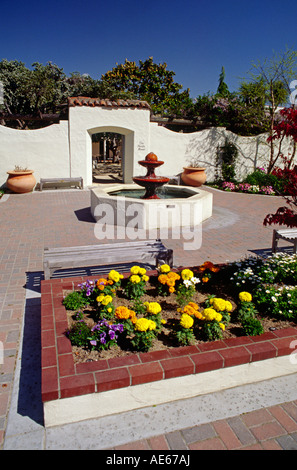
[{"left": 41, "top": 274, "right": 297, "bottom": 402}]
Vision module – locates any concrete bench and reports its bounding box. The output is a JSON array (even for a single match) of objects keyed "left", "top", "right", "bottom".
[
  {"left": 43, "top": 239, "right": 173, "bottom": 280},
  {"left": 272, "top": 228, "right": 297, "bottom": 254},
  {"left": 40, "top": 177, "right": 83, "bottom": 191}
]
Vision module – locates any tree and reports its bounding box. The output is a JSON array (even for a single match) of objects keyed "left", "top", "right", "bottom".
[
  {"left": 263, "top": 165, "right": 297, "bottom": 228},
  {"left": 100, "top": 57, "right": 193, "bottom": 117},
  {"left": 268, "top": 106, "right": 297, "bottom": 169},
  {"left": 217, "top": 66, "right": 230, "bottom": 97},
  {"left": 242, "top": 48, "right": 297, "bottom": 172}
]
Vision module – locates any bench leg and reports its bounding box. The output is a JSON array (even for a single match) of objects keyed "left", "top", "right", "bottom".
[
  {"left": 156, "top": 249, "right": 173, "bottom": 268},
  {"left": 44, "top": 262, "right": 51, "bottom": 280},
  {"left": 272, "top": 230, "right": 278, "bottom": 253}
]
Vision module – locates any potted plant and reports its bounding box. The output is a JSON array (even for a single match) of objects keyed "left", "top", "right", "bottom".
[
  {"left": 6, "top": 165, "right": 36, "bottom": 193},
  {"left": 181, "top": 158, "right": 207, "bottom": 187}
]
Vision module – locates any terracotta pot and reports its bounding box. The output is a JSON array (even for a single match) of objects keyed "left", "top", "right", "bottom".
[
  {"left": 181, "top": 167, "right": 207, "bottom": 187},
  {"left": 6, "top": 170, "right": 36, "bottom": 194}
]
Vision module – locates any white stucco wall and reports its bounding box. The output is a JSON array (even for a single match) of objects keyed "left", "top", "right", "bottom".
[
  {"left": 149, "top": 125, "right": 293, "bottom": 181},
  {"left": 0, "top": 121, "right": 69, "bottom": 187},
  {"left": 0, "top": 105, "right": 295, "bottom": 189}
]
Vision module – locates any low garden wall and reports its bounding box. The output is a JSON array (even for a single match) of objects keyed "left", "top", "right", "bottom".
[{"left": 41, "top": 271, "right": 297, "bottom": 427}]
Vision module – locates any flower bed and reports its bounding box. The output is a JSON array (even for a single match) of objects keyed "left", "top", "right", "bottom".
[{"left": 41, "top": 254, "right": 297, "bottom": 403}]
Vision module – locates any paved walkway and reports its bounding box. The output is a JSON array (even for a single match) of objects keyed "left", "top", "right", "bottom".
[{"left": 1, "top": 186, "right": 297, "bottom": 450}]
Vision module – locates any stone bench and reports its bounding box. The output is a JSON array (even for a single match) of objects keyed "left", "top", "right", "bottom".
[
  {"left": 43, "top": 239, "right": 173, "bottom": 280},
  {"left": 40, "top": 177, "right": 83, "bottom": 191},
  {"left": 272, "top": 228, "right": 297, "bottom": 254}
]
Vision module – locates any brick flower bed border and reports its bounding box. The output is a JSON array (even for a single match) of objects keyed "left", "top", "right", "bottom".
[{"left": 41, "top": 270, "right": 297, "bottom": 403}]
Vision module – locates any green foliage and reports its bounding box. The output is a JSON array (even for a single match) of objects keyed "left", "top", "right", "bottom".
[
  {"left": 130, "top": 330, "right": 156, "bottom": 352},
  {"left": 241, "top": 317, "right": 264, "bottom": 336},
  {"left": 244, "top": 169, "right": 286, "bottom": 194},
  {"left": 216, "top": 138, "right": 238, "bottom": 182},
  {"left": 63, "top": 291, "right": 87, "bottom": 310},
  {"left": 101, "top": 57, "right": 193, "bottom": 117},
  {"left": 66, "top": 320, "right": 91, "bottom": 347},
  {"left": 237, "top": 301, "right": 258, "bottom": 322},
  {"left": 175, "top": 327, "right": 196, "bottom": 346},
  {"left": 253, "top": 285, "right": 297, "bottom": 320},
  {"left": 201, "top": 321, "right": 223, "bottom": 341}
]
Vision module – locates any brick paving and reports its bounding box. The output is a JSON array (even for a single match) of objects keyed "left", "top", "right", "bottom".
[{"left": 0, "top": 186, "right": 297, "bottom": 450}]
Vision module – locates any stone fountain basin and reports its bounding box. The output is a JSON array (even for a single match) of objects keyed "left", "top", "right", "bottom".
[{"left": 90, "top": 183, "right": 213, "bottom": 230}]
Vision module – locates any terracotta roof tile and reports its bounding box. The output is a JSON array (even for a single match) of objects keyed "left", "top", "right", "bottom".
[{"left": 68, "top": 96, "right": 151, "bottom": 110}]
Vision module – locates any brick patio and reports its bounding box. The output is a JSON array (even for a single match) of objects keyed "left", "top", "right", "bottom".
[{"left": 1, "top": 186, "right": 296, "bottom": 449}]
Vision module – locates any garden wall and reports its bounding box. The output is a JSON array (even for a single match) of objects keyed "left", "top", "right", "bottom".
[
  {"left": 0, "top": 101, "right": 295, "bottom": 188},
  {"left": 149, "top": 124, "right": 293, "bottom": 182},
  {"left": 0, "top": 121, "right": 70, "bottom": 188}
]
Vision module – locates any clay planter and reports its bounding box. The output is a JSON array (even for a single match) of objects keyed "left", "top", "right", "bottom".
[
  {"left": 181, "top": 167, "right": 207, "bottom": 187},
  {"left": 6, "top": 170, "right": 36, "bottom": 194}
]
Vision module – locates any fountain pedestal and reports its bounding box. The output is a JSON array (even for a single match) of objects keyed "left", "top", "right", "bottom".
[{"left": 132, "top": 152, "right": 170, "bottom": 199}]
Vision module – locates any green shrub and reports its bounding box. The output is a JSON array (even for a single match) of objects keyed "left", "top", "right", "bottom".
[
  {"left": 241, "top": 317, "right": 264, "bottom": 336},
  {"left": 66, "top": 320, "right": 91, "bottom": 347},
  {"left": 63, "top": 291, "right": 87, "bottom": 310},
  {"left": 244, "top": 170, "right": 285, "bottom": 194}
]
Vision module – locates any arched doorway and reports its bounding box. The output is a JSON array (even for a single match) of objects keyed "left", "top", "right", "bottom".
[
  {"left": 92, "top": 132, "right": 123, "bottom": 183},
  {"left": 87, "top": 126, "right": 134, "bottom": 185}
]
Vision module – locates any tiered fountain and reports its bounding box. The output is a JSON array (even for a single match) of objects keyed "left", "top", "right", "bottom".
[
  {"left": 90, "top": 152, "right": 213, "bottom": 230},
  {"left": 132, "top": 152, "right": 170, "bottom": 199}
]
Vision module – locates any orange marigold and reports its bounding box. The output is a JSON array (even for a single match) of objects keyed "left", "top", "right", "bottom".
[
  {"left": 158, "top": 274, "right": 168, "bottom": 285},
  {"left": 97, "top": 278, "right": 108, "bottom": 289},
  {"left": 115, "top": 306, "right": 131, "bottom": 319}
]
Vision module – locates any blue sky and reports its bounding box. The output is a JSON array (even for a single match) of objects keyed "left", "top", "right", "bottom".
[{"left": 1, "top": 0, "right": 297, "bottom": 98}]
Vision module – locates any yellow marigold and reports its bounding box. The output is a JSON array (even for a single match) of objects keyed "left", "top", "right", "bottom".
[
  {"left": 108, "top": 270, "right": 123, "bottom": 283},
  {"left": 142, "top": 275, "right": 149, "bottom": 282},
  {"left": 203, "top": 308, "right": 220, "bottom": 321},
  {"left": 145, "top": 302, "right": 162, "bottom": 315},
  {"left": 147, "top": 319, "right": 157, "bottom": 331},
  {"left": 101, "top": 295, "right": 113, "bottom": 306},
  {"left": 139, "top": 267, "right": 147, "bottom": 276},
  {"left": 225, "top": 301, "right": 233, "bottom": 312},
  {"left": 130, "top": 266, "right": 140, "bottom": 275},
  {"left": 96, "top": 294, "right": 104, "bottom": 303},
  {"left": 212, "top": 298, "right": 227, "bottom": 312},
  {"left": 239, "top": 291, "right": 252, "bottom": 303},
  {"left": 159, "top": 264, "right": 171, "bottom": 273},
  {"left": 181, "top": 269, "right": 194, "bottom": 280},
  {"left": 219, "top": 322, "right": 225, "bottom": 330},
  {"left": 130, "top": 266, "right": 139, "bottom": 274},
  {"left": 115, "top": 306, "right": 131, "bottom": 319},
  {"left": 135, "top": 318, "right": 150, "bottom": 332},
  {"left": 180, "top": 313, "right": 194, "bottom": 329},
  {"left": 130, "top": 274, "right": 141, "bottom": 284}
]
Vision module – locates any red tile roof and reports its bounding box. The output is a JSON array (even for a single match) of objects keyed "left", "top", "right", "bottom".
[{"left": 68, "top": 96, "right": 151, "bottom": 110}]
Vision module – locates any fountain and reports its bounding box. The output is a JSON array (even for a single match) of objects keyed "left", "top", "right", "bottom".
[
  {"left": 90, "top": 152, "right": 213, "bottom": 230},
  {"left": 132, "top": 152, "right": 170, "bottom": 199}
]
